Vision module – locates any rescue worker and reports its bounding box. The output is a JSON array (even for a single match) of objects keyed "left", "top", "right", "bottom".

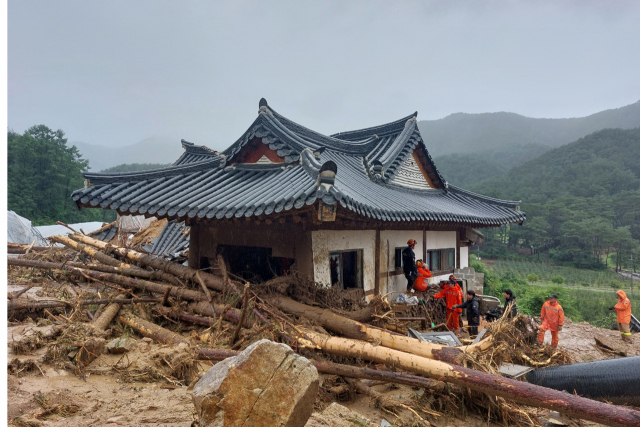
[
  {"left": 402, "top": 239, "right": 418, "bottom": 292},
  {"left": 434, "top": 279, "right": 463, "bottom": 335},
  {"left": 453, "top": 290, "right": 480, "bottom": 336},
  {"left": 538, "top": 294, "right": 564, "bottom": 348},
  {"left": 503, "top": 289, "right": 518, "bottom": 319},
  {"left": 609, "top": 290, "right": 632, "bottom": 343},
  {"left": 413, "top": 260, "right": 432, "bottom": 292}
]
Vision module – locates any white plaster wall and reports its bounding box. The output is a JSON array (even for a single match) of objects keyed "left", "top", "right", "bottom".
[
  {"left": 312, "top": 230, "right": 376, "bottom": 292},
  {"left": 460, "top": 246, "right": 469, "bottom": 269},
  {"left": 426, "top": 231, "right": 456, "bottom": 250},
  {"left": 380, "top": 230, "right": 424, "bottom": 294}
]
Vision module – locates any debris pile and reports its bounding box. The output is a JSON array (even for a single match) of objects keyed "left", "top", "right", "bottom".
[{"left": 7, "top": 234, "right": 640, "bottom": 427}]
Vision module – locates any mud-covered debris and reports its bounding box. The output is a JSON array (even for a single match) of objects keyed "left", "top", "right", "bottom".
[{"left": 106, "top": 336, "right": 137, "bottom": 354}]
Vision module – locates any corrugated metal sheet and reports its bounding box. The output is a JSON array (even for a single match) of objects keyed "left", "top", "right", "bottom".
[{"left": 73, "top": 99, "right": 525, "bottom": 226}]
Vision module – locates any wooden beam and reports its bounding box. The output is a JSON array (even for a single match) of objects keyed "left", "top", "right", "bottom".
[
  {"left": 374, "top": 229, "right": 381, "bottom": 296},
  {"left": 456, "top": 229, "right": 461, "bottom": 269}
]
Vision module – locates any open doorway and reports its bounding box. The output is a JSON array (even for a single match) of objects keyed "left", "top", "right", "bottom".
[
  {"left": 329, "top": 250, "right": 363, "bottom": 289},
  {"left": 216, "top": 244, "right": 295, "bottom": 282}
]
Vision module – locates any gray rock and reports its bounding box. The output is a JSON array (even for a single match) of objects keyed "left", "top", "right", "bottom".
[
  {"left": 192, "top": 339, "right": 319, "bottom": 427},
  {"left": 106, "top": 337, "right": 137, "bottom": 354}
]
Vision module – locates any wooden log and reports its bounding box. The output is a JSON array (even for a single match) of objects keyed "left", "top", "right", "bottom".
[
  {"left": 8, "top": 258, "right": 206, "bottom": 302},
  {"left": 117, "top": 311, "right": 188, "bottom": 346},
  {"left": 194, "top": 349, "right": 639, "bottom": 426},
  {"left": 67, "top": 234, "right": 271, "bottom": 325},
  {"left": 269, "top": 296, "right": 488, "bottom": 363},
  {"left": 8, "top": 297, "right": 158, "bottom": 311},
  {"left": 186, "top": 301, "right": 254, "bottom": 328},
  {"left": 49, "top": 235, "right": 184, "bottom": 287},
  {"left": 93, "top": 294, "right": 126, "bottom": 331},
  {"left": 68, "top": 233, "right": 228, "bottom": 292},
  {"left": 231, "top": 283, "right": 250, "bottom": 345},
  {"left": 155, "top": 306, "right": 217, "bottom": 327},
  {"left": 302, "top": 330, "right": 640, "bottom": 427},
  {"left": 7, "top": 244, "right": 50, "bottom": 254}
]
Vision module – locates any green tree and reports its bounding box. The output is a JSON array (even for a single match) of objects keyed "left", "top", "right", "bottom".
[{"left": 8, "top": 126, "right": 107, "bottom": 225}]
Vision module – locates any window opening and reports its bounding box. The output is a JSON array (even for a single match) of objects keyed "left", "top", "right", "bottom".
[
  {"left": 394, "top": 247, "right": 407, "bottom": 270},
  {"left": 427, "top": 248, "right": 455, "bottom": 273},
  {"left": 329, "top": 250, "right": 363, "bottom": 289}
]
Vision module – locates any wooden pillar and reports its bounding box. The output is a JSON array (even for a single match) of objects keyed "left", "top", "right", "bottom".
[
  {"left": 422, "top": 228, "right": 427, "bottom": 265},
  {"left": 374, "top": 228, "right": 381, "bottom": 296},
  {"left": 455, "top": 228, "right": 461, "bottom": 269},
  {"left": 188, "top": 222, "right": 201, "bottom": 269}
]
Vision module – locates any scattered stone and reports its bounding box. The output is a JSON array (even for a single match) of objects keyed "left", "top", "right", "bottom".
[
  {"left": 192, "top": 339, "right": 319, "bottom": 427},
  {"left": 106, "top": 337, "right": 137, "bottom": 354}
]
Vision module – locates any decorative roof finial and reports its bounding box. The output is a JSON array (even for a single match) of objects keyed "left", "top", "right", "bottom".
[{"left": 259, "top": 98, "right": 268, "bottom": 108}]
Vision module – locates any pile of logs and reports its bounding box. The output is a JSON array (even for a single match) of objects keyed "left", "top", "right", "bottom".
[{"left": 7, "top": 234, "right": 640, "bottom": 427}]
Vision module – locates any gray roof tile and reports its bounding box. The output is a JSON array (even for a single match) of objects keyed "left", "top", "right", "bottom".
[{"left": 73, "top": 99, "right": 525, "bottom": 226}]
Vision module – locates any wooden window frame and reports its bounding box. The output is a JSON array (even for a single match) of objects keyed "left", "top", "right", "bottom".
[{"left": 427, "top": 248, "right": 456, "bottom": 274}]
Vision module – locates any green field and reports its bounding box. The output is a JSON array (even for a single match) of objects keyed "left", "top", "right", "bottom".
[
  {"left": 474, "top": 257, "right": 638, "bottom": 328},
  {"left": 487, "top": 259, "right": 634, "bottom": 289}
]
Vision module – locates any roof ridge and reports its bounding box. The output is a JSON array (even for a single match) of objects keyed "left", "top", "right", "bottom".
[
  {"left": 330, "top": 111, "right": 418, "bottom": 141},
  {"left": 447, "top": 184, "right": 522, "bottom": 207},
  {"left": 83, "top": 157, "right": 223, "bottom": 182}
]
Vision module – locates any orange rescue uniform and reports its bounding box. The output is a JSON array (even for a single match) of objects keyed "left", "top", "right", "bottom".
[
  {"left": 537, "top": 300, "right": 564, "bottom": 348},
  {"left": 613, "top": 290, "right": 632, "bottom": 342},
  {"left": 434, "top": 285, "right": 462, "bottom": 332},
  {"left": 413, "top": 266, "right": 432, "bottom": 292}
]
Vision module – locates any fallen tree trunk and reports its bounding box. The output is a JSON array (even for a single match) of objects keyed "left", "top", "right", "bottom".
[
  {"left": 8, "top": 297, "right": 158, "bottom": 312},
  {"left": 7, "top": 243, "right": 50, "bottom": 254},
  {"left": 117, "top": 311, "right": 188, "bottom": 346},
  {"left": 187, "top": 301, "right": 254, "bottom": 328},
  {"left": 66, "top": 234, "right": 271, "bottom": 325},
  {"left": 8, "top": 258, "right": 206, "bottom": 302},
  {"left": 269, "top": 296, "right": 488, "bottom": 363},
  {"left": 155, "top": 304, "right": 253, "bottom": 329},
  {"left": 49, "top": 235, "right": 184, "bottom": 287},
  {"left": 301, "top": 330, "right": 640, "bottom": 427},
  {"left": 68, "top": 233, "right": 227, "bottom": 292},
  {"left": 93, "top": 294, "right": 126, "bottom": 331}
]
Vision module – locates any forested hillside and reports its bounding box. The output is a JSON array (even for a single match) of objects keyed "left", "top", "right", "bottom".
[
  {"left": 468, "top": 128, "right": 640, "bottom": 270},
  {"left": 7, "top": 126, "right": 107, "bottom": 225},
  {"left": 434, "top": 144, "right": 550, "bottom": 187},
  {"left": 418, "top": 100, "right": 640, "bottom": 157},
  {"left": 73, "top": 136, "right": 183, "bottom": 172},
  {"left": 100, "top": 163, "right": 172, "bottom": 173}
]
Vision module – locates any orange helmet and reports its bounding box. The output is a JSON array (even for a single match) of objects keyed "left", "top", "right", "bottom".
[{"left": 407, "top": 239, "right": 417, "bottom": 245}]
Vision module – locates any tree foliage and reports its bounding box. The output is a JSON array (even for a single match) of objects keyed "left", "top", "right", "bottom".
[
  {"left": 8, "top": 125, "right": 108, "bottom": 225},
  {"left": 470, "top": 128, "right": 640, "bottom": 270}
]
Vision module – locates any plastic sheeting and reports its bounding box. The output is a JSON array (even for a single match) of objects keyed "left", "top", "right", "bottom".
[{"left": 7, "top": 211, "right": 48, "bottom": 245}]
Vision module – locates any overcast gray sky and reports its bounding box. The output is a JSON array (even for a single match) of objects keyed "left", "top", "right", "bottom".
[{"left": 8, "top": 1, "right": 640, "bottom": 149}]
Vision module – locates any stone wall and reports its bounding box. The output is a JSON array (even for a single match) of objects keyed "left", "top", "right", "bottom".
[{"left": 453, "top": 267, "right": 484, "bottom": 295}]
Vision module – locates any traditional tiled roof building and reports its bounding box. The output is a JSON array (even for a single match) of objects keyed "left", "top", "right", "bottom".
[{"left": 73, "top": 99, "right": 525, "bottom": 295}]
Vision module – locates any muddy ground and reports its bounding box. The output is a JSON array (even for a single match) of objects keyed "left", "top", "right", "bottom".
[{"left": 6, "top": 281, "right": 640, "bottom": 427}]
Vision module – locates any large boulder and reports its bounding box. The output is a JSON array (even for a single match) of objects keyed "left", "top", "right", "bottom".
[{"left": 192, "top": 339, "right": 319, "bottom": 427}]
